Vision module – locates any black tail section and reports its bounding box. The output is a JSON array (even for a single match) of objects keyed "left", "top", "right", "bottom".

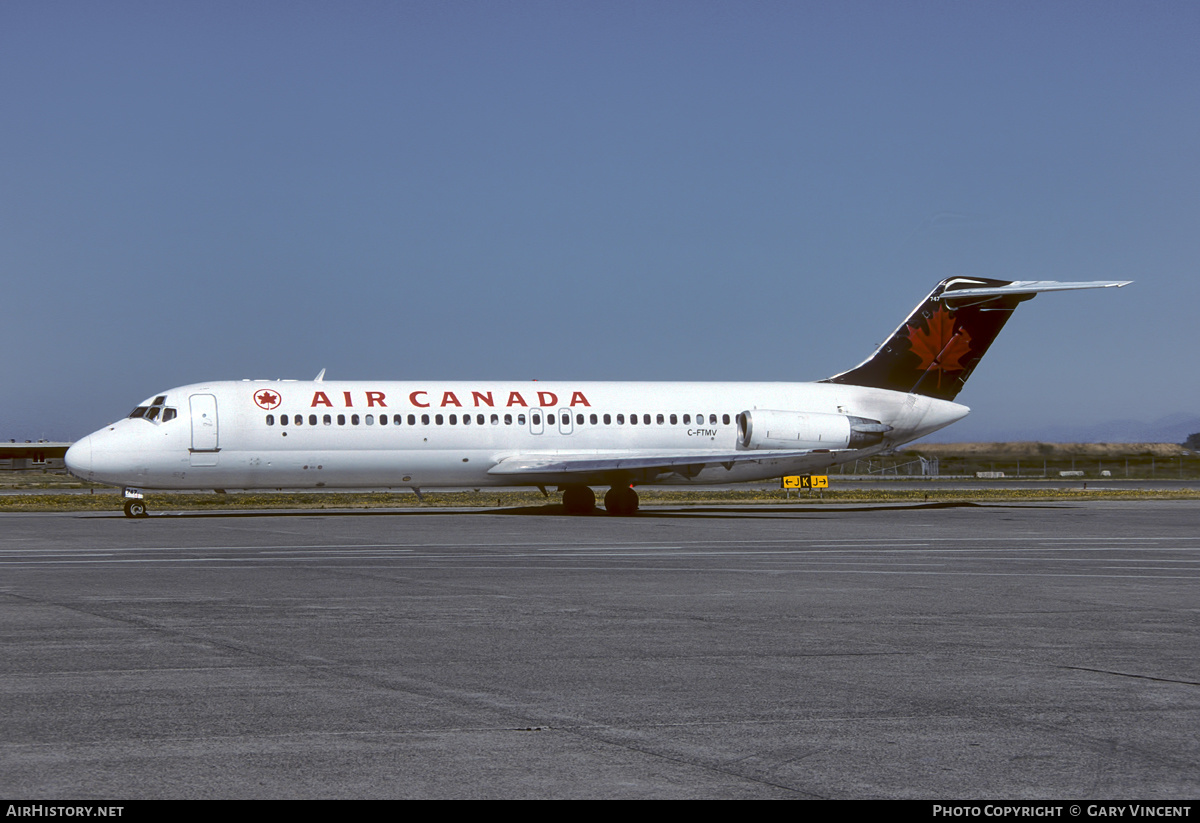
[{"left": 822, "top": 277, "right": 1035, "bottom": 401}]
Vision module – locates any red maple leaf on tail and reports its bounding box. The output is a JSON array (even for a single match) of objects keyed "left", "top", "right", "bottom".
[{"left": 906, "top": 307, "right": 972, "bottom": 389}]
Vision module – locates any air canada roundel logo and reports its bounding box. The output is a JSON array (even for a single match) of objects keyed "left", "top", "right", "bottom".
[{"left": 254, "top": 389, "right": 282, "bottom": 410}]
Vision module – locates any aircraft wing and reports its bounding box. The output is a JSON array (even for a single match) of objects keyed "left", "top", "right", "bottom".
[{"left": 487, "top": 448, "right": 841, "bottom": 480}]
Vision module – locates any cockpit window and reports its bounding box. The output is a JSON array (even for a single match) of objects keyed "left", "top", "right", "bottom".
[{"left": 128, "top": 396, "right": 176, "bottom": 423}]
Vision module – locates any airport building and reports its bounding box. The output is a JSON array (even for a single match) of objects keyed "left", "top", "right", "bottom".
[{"left": 0, "top": 441, "right": 70, "bottom": 471}]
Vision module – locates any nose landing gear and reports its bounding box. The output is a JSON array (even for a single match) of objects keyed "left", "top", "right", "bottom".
[
  {"left": 122, "top": 488, "right": 149, "bottom": 518},
  {"left": 123, "top": 499, "right": 149, "bottom": 518}
]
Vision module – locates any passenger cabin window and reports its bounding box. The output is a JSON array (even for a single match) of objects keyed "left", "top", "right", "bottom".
[{"left": 266, "top": 414, "right": 274, "bottom": 425}]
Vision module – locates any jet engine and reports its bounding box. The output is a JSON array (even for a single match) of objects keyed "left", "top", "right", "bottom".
[{"left": 736, "top": 410, "right": 891, "bottom": 451}]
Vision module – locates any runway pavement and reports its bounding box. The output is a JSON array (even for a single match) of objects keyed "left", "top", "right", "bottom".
[{"left": 2, "top": 500, "right": 1198, "bottom": 799}]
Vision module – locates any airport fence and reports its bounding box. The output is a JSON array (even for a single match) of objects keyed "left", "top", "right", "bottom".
[{"left": 844, "top": 450, "right": 1200, "bottom": 479}]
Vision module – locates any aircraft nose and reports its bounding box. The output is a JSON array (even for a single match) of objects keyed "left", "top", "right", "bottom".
[{"left": 65, "top": 436, "right": 92, "bottom": 480}]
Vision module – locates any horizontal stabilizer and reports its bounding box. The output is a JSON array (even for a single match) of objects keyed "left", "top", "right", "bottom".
[{"left": 935, "top": 280, "right": 1131, "bottom": 303}]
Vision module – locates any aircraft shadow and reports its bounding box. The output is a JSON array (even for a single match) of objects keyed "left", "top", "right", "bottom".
[{"left": 78, "top": 500, "right": 1070, "bottom": 521}]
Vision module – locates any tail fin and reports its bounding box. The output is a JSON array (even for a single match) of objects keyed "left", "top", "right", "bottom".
[{"left": 822, "top": 277, "right": 1130, "bottom": 401}]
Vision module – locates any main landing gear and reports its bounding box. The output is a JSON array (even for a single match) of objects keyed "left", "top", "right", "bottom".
[
  {"left": 561, "top": 484, "right": 640, "bottom": 516},
  {"left": 603, "top": 485, "right": 639, "bottom": 517},
  {"left": 562, "top": 484, "right": 596, "bottom": 515},
  {"left": 123, "top": 499, "right": 149, "bottom": 518}
]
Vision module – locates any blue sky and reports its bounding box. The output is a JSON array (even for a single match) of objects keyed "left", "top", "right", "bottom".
[{"left": 3, "top": 1, "right": 1197, "bottom": 441}]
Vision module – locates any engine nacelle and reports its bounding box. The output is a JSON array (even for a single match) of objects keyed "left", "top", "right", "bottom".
[{"left": 736, "top": 410, "right": 891, "bottom": 451}]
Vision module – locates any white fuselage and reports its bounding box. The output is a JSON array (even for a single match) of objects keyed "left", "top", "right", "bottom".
[{"left": 66, "top": 379, "right": 969, "bottom": 491}]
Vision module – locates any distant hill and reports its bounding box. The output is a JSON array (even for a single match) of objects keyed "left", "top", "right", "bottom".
[
  {"left": 921, "top": 413, "right": 1200, "bottom": 445},
  {"left": 902, "top": 442, "right": 1189, "bottom": 458}
]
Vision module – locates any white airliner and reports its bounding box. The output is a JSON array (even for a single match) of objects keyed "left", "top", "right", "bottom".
[{"left": 66, "top": 277, "right": 1128, "bottom": 517}]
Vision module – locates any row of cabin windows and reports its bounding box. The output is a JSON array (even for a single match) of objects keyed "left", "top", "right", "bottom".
[{"left": 265, "top": 412, "right": 733, "bottom": 428}]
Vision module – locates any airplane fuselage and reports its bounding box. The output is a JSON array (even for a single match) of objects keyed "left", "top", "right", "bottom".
[{"left": 66, "top": 379, "right": 968, "bottom": 491}]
